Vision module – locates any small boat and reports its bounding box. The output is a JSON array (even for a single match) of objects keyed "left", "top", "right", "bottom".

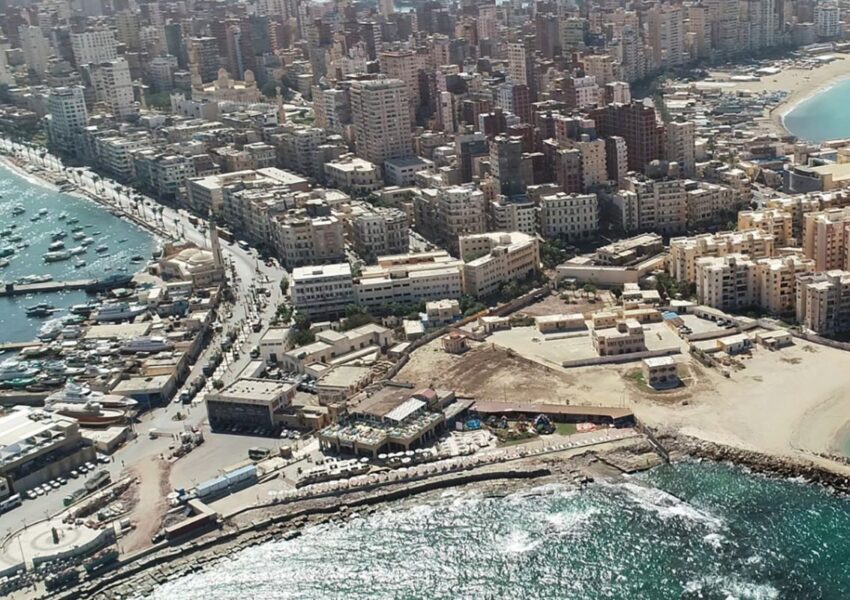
[
  {"left": 81, "top": 237, "right": 94, "bottom": 246},
  {"left": 12, "top": 205, "right": 24, "bottom": 215},
  {"left": 95, "top": 245, "right": 109, "bottom": 253},
  {"left": 71, "top": 226, "right": 84, "bottom": 233},
  {"left": 130, "top": 255, "right": 145, "bottom": 263},
  {"left": 69, "top": 302, "right": 98, "bottom": 316},
  {"left": 68, "top": 246, "right": 86, "bottom": 256},
  {"left": 43, "top": 250, "right": 72, "bottom": 262},
  {"left": 38, "top": 208, "right": 48, "bottom": 216},
  {"left": 18, "top": 274, "right": 52, "bottom": 284},
  {"left": 7, "top": 234, "right": 22, "bottom": 243},
  {"left": 118, "top": 238, "right": 127, "bottom": 243},
  {"left": 84, "top": 224, "right": 93, "bottom": 228},
  {"left": 48, "top": 241, "right": 65, "bottom": 251},
  {"left": 0, "top": 229, "right": 11, "bottom": 237},
  {"left": 92, "top": 231, "right": 101, "bottom": 236},
  {"left": 52, "top": 231, "right": 68, "bottom": 241},
  {"left": 25, "top": 304, "right": 56, "bottom": 318},
  {"left": 0, "top": 246, "right": 15, "bottom": 258},
  {"left": 72, "top": 232, "right": 85, "bottom": 240},
  {"left": 74, "top": 260, "right": 86, "bottom": 268},
  {"left": 67, "top": 217, "right": 79, "bottom": 225},
  {"left": 30, "top": 216, "right": 40, "bottom": 222},
  {"left": 0, "top": 258, "right": 9, "bottom": 268},
  {"left": 16, "top": 242, "right": 28, "bottom": 249},
  {"left": 58, "top": 213, "right": 67, "bottom": 220}
]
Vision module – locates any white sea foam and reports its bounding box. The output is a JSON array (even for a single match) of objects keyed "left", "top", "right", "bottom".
[
  {"left": 499, "top": 530, "right": 541, "bottom": 554},
  {"left": 615, "top": 482, "right": 724, "bottom": 529},
  {"left": 686, "top": 576, "right": 779, "bottom": 600}
]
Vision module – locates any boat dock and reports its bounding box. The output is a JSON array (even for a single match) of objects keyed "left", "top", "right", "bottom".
[
  {"left": 0, "top": 279, "right": 96, "bottom": 297},
  {"left": 0, "top": 340, "right": 40, "bottom": 352}
]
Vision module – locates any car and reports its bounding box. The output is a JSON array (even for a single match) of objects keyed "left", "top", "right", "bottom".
[
  {"left": 69, "top": 470, "right": 79, "bottom": 479},
  {"left": 85, "top": 462, "right": 95, "bottom": 470},
  {"left": 97, "top": 454, "right": 110, "bottom": 464},
  {"left": 25, "top": 490, "right": 36, "bottom": 500},
  {"left": 77, "top": 465, "right": 88, "bottom": 474},
  {"left": 58, "top": 477, "right": 68, "bottom": 485},
  {"left": 50, "top": 480, "right": 60, "bottom": 489},
  {"left": 34, "top": 487, "right": 44, "bottom": 496}
]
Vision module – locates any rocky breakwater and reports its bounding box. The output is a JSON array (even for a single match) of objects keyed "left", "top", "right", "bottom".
[{"left": 662, "top": 434, "right": 850, "bottom": 493}]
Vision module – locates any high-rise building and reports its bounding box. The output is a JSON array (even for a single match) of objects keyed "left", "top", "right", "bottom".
[
  {"left": 0, "top": 38, "right": 12, "bottom": 85},
  {"left": 695, "top": 254, "right": 757, "bottom": 311},
  {"left": 350, "top": 78, "right": 413, "bottom": 167},
  {"left": 664, "top": 120, "right": 696, "bottom": 176},
  {"left": 490, "top": 135, "right": 526, "bottom": 198},
  {"left": 591, "top": 102, "right": 663, "bottom": 172},
  {"left": 18, "top": 25, "right": 51, "bottom": 75},
  {"left": 815, "top": 3, "right": 841, "bottom": 38},
  {"left": 802, "top": 207, "right": 850, "bottom": 271},
  {"left": 538, "top": 192, "right": 599, "bottom": 241},
  {"left": 84, "top": 57, "right": 137, "bottom": 119},
  {"left": 379, "top": 49, "right": 423, "bottom": 114},
  {"left": 648, "top": 4, "right": 686, "bottom": 68},
  {"left": 796, "top": 270, "right": 850, "bottom": 335},
  {"left": 46, "top": 86, "right": 88, "bottom": 155},
  {"left": 188, "top": 36, "right": 220, "bottom": 83},
  {"left": 115, "top": 10, "right": 142, "bottom": 51},
  {"left": 70, "top": 29, "right": 118, "bottom": 66}
]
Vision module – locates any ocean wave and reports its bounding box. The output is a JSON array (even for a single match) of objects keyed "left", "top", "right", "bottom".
[
  {"left": 499, "top": 530, "right": 541, "bottom": 554},
  {"left": 685, "top": 576, "right": 779, "bottom": 600},
  {"left": 613, "top": 481, "right": 725, "bottom": 529}
]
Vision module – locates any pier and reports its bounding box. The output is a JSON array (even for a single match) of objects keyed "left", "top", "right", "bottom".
[
  {"left": 0, "top": 340, "right": 40, "bottom": 352},
  {"left": 0, "top": 279, "right": 96, "bottom": 297}
]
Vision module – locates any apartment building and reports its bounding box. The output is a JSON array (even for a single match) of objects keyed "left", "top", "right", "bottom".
[
  {"left": 83, "top": 57, "right": 137, "bottom": 119},
  {"left": 802, "top": 207, "right": 850, "bottom": 272},
  {"left": 669, "top": 229, "right": 776, "bottom": 283},
  {"left": 187, "top": 168, "right": 309, "bottom": 217},
  {"left": 694, "top": 254, "right": 757, "bottom": 311},
  {"left": 738, "top": 209, "right": 794, "bottom": 246},
  {"left": 354, "top": 251, "right": 464, "bottom": 309},
  {"left": 616, "top": 175, "right": 687, "bottom": 234},
  {"left": 685, "top": 181, "right": 736, "bottom": 229},
  {"left": 71, "top": 29, "right": 119, "bottom": 65},
  {"left": 538, "top": 192, "right": 599, "bottom": 241},
  {"left": 459, "top": 231, "right": 540, "bottom": 297},
  {"left": 755, "top": 255, "right": 815, "bottom": 315},
  {"left": 46, "top": 86, "right": 88, "bottom": 155},
  {"left": 290, "top": 263, "right": 355, "bottom": 318},
  {"left": 796, "top": 270, "right": 850, "bottom": 335},
  {"left": 349, "top": 206, "right": 409, "bottom": 261},
  {"left": 414, "top": 185, "right": 487, "bottom": 255},
  {"left": 350, "top": 78, "right": 413, "bottom": 166},
  {"left": 324, "top": 155, "right": 382, "bottom": 195}
]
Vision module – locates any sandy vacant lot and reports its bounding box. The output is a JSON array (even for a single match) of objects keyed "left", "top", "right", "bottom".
[
  {"left": 395, "top": 339, "right": 630, "bottom": 407},
  {"left": 635, "top": 341, "right": 850, "bottom": 461}
]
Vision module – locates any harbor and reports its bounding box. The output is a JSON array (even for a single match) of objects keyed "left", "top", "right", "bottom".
[{"left": 0, "top": 279, "right": 96, "bottom": 297}]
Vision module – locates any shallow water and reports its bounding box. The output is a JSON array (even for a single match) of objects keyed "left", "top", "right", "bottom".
[
  {"left": 145, "top": 461, "right": 850, "bottom": 599},
  {"left": 783, "top": 78, "right": 850, "bottom": 143}
]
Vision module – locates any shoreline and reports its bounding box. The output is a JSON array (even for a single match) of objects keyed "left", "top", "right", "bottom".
[
  {"left": 0, "top": 145, "right": 169, "bottom": 248},
  {"left": 40, "top": 433, "right": 850, "bottom": 600},
  {"left": 771, "top": 73, "right": 850, "bottom": 138}
]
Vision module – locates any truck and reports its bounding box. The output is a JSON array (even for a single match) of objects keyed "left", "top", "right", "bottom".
[
  {"left": 84, "top": 470, "right": 111, "bottom": 493},
  {"left": 252, "top": 319, "right": 263, "bottom": 333}
]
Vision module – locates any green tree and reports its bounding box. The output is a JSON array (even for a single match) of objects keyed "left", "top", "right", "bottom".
[
  {"left": 343, "top": 304, "right": 374, "bottom": 330},
  {"left": 583, "top": 283, "right": 597, "bottom": 299}
]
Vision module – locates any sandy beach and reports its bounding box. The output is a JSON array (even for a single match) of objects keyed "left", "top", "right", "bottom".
[{"left": 709, "top": 54, "right": 850, "bottom": 135}]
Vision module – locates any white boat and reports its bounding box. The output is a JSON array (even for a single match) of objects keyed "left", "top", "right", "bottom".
[
  {"left": 0, "top": 359, "right": 40, "bottom": 381},
  {"left": 43, "top": 250, "right": 71, "bottom": 262},
  {"left": 74, "top": 260, "right": 86, "bottom": 268},
  {"left": 95, "top": 245, "right": 108, "bottom": 253},
  {"left": 81, "top": 237, "right": 94, "bottom": 246},
  {"left": 38, "top": 208, "right": 48, "bottom": 216},
  {"left": 73, "top": 232, "right": 85, "bottom": 241},
  {"left": 19, "top": 274, "right": 52, "bottom": 284},
  {"left": 120, "top": 336, "right": 174, "bottom": 354},
  {"left": 0, "top": 258, "right": 9, "bottom": 268},
  {"left": 93, "top": 302, "right": 147, "bottom": 323},
  {"left": 12, "top": 205, "right": 24, "bottom": 215},
  {"left": 68, "top": 246, "right": 86, "bottom": 256},
  {"left": 48, "top": 241, "right": 65, "bottom": 251},
  {"left": 45, "top": 381, "right": 137, "bottom": 410}
]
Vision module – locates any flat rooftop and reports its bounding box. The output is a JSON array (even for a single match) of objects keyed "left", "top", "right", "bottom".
[
  {"left": 472, "top": 400, "right": 633, "bottom": 420},
  {"left": 211, "top": 377, "right": 295, "bottom": 402}
]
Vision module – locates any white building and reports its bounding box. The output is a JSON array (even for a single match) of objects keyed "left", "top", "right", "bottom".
[
  {"left": 350, "top": 78, "right": 413, "bottom": 166},
  {"left": 85, "top": 57, "right": 137, "bottom": 119},
  {"left": 538, "top": 192, "right": 599, "bottom": 241},
  {"left": 290, "top": 263, "right": 355, "bottom": 318},
  {"left": 460, "top": 232, "right": 540, "bottom": 297},
  {"left": 354, "top": 251, "right": 464, "bottom": 309},
  {"left": 46, "top": 86, "right": 89, "bottom": 155},
  {"left": 71, "top": 29, "right": 119, "bottom": 65},
  {"left": 18, "top": 25, "right": 51, "bottom": 75}
]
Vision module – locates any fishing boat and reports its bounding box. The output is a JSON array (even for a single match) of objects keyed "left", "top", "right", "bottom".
[
  {"left": 67, "top": 217, "right": 79, "bottom": 225},
  {"left": 52, "top": 231, "right": 68, "bottom": 241},
  {"left": 0, "top": 246, "right": 15, "bottom": 258},
  {"left": 130, "top": 255, "right": 145, "bottom": 263},
  {"left": 73, "top": 231, "right": 85, "bottom": 240},
  {"left": 118, "top": 238, "right": 127, "bottom": 243},
  {"left": 12, "top": 205, "right": 24, "bottom": 215},
  {"left": 25, "top": 303, "right": 56, "bottom": 318},
  {"left": 29, "top": 215, "right": 40, "bottom": 222},
  {"left": 0, "top": 258, "right": 9, "bottom": 268},
  {"left": 0, "top": 229, "right": 11, "bottom": 237},
  {"left": 95, "top": 244, "right": 109, "bottom": 253},
  {"left": 58, "top": 213, "right": 67, "bottom": 220},
  {"left": 68, "top": 246, "right": 86, "bottom": 255},
  {"left": 7, "top": 234, "right": 22, "bottom": 243},
  {"left": 74, "top": 260, "right": 86, "bottom": 268},
  {"left": 18, "top": 274, "right": 52, "bottom": 284},
  {"left": 43, "top": 250, "right": 72, "bottom": 262},
  {"left": 38, "top": 208, "right": 48, "bottom": 216},
  {"left": 48, "top": 241, "right": 65, "bottom": 251},
  {"left": 81, "top": 237, "right": 94, "bottom": 246}
]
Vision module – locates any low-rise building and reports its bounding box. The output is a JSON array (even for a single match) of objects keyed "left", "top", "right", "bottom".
[
  {"left": 290, "top": 263, "right": 355, "bottom": 319},
  {"left": 642, "top": 356, "right": 679, "bottom": 388},
  {"left": 259, "top": 327, "right": 292, "bottom": 364},
  {"left": 459, "top": 231, "right": 540, "bottom": 297},
  {"left": 669, "top": 230, "right": 775, "bottom": 284},
  {"left": 354, "top": 251, "right": 464, "bottom": 310},
  {"left": 280, "top": 323, "right": 392, "bottom": 373},
  {"left": 591, "top": 318, "right": 646, "bottom": 356},
  {"left": 796, "top": 270, "right": 850, "bottom": 335},
  {"left": 205, "top": 378, "right": 296, "bottom": 431},
  {"left": 324, "top": 155, "right": 382, "bottom": 195},
  {"left": 535, "top": 313, "right": 586, "bottom": 333},
  {"left": 425, "top": 299, "right": 461, "bottom": 325},
  {"left": 442, "top": 332, "right": 469, "bottom": 353}
]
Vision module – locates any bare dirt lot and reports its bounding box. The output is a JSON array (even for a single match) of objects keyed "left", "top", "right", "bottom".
[
  {"left": 395, "top": 339, "right": 632, "bottom": 407},
  {"left": 518, "top": 289, "right": 614, "bottom": 317}
]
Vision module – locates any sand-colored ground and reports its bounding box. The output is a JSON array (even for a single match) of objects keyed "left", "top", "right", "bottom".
[
  {"left": 634, "top": 341, "right": 850, "bottom": 460},
  {"left": 708, "top": 54, "right": 850, "bottom": 134}
]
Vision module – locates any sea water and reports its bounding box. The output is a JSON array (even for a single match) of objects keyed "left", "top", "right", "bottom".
[
  {"left": 783, "top": 78, "right": 850, "bottom": 143},
  {"left": 145, "top": 461, "right": 850, "bottom": 599},
  {"left": 0, "top": 162, "right": 155, "bottom": 344}
]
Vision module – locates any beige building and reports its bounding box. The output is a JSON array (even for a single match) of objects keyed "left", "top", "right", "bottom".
[
  {"left": 535, "top": 313, "right": 586, "bottom": 334},
  {"left": 350, "top": 77, "right": 413, "bottom": 166},
  {"left": 290, "top": 263, "right": 355, "bottom": 318},
  {"left": 664, "top": 120, "right": 695, "bottom": 176},
  {"left": 426, "top": 299, "right": 461, "bottom": 325},
  {"left": 642, "top": 356, "right": 679, "bottom": 388},
  {"left": 754, "top": 255, "right": 815, "bottom": 315},
  {"left": 272, "top": 210, "right": 346, "bottom": 269},
  {"left": 324, "top": 155, "right": 383, "bottom": 195},
  {"left": 354, "top": 251, "right": 464, "bottom": 309},
  {"left": 669, "top": 230, "right": 775, "bottom": 284},
  {"left": 459, "top": 231, "right": 540, "bottom": 297},
  {"left": 414, "top": 185, "right": 488, "bottom": 254},
  {"left": 349, "top": 206, "right": 409, "bottom": 261},
  {"left": 796, "top": 270, "right": 850, "bottom": 335},
  {"left": 802, "top": 207, "right": 850, "bottom": 272},
  {"left": 738, "top": 209, "right": 794, "bottom": 247},
  {"left": 592, "top": 319, "right": 646, "bottom": 356},
  {"left": 538, "top": 192, "right": 599, "bottom": 241},
  {"left": 694, "top": 254, "right": 757, "bottom": 311}
]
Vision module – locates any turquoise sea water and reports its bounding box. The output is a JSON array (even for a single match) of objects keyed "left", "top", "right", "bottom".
[
  {"left": 783, "top": 78, "right": 850, "bottom": 143},
  {"left": 0, "top": 163, "right": 155, "bottom": 344},
  {"left": 146, "top": 461, "right": 850, "bottom": 599}
]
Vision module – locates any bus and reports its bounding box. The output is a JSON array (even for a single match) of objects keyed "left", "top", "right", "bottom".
[
  {"left": 0, "top": 494, "right": 22, "bottom": 512},
  {"left": 248, "top": 447, "right": 271, "bottom": 461}
]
